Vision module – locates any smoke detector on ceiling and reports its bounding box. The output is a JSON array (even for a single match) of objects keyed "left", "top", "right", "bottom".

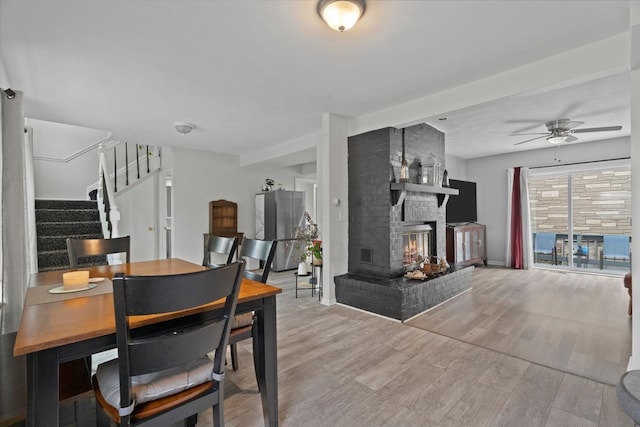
[{"left": 174, "top": 122, "right": 195, "bottom": 135}]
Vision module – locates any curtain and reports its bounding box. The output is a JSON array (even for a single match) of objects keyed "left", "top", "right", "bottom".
[
  {"left": 1, "top": 89, "right": 37, "bottom": 334},
  {"left": 505, "top": 167, "right": 532, "bottom": 269}
]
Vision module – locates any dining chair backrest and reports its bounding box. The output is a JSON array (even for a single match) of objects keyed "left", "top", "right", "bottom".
[
  {"left": 534, "top": 233, "right": 556, "bottom": 254},
  {"left": 202, "top": 235, "right": 239, "bottom": 268},
  {"left": 603, "top": 234, "right": 630, "bottom": 259},
  {"left": 107, "top": 261, "right": 244, "bottom": 425},
  {"left": 66, "top": 236, "right": 130, "bottom": 269},
  {"left": 238, "top": 238, "right": 277, "bottom": 283}
]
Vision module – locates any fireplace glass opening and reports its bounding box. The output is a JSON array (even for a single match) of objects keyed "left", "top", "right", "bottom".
[{"left": 403, "top": 224, "right": 433, "bottom": 268}]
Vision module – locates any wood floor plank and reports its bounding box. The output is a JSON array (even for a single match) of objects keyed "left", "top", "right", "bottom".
[
  {"left": 599, "top": 384, "right": 635, "bottom": 427},
  {"left": 401, "top": 345, "right": 495, "bottom": 423},
  {"left": 544, "top": 407, "right": 598, "bottom": 427},
  {"left": 439, "top": 382, "right": 510, "bottom": 427},
  {"left": 552, "top": 374, "right": 603, "bottom": 423},
  {"left": 491, "top": 364, "right": 564, "bottom": 427},
  {"left": 477, "top": 351, "right": 530, "bottom": 394}
]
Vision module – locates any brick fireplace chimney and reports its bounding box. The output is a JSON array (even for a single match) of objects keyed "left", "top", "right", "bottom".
[{"left": 347, "top": 123, "right": 446, "bottom": 279}]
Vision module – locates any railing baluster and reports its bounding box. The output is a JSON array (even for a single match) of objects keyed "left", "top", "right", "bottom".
[
  {"left": 125, "top": 142, "right": 129, "bottom": 186},
  {"left": 102, "top": 174, "right": 112, "bottom": 237},
  {"left": 136, "top": 144, "right": 140, "bottom": 179},
  {"left": 113, "top": 146, "right": 117, "bottom": 193}
]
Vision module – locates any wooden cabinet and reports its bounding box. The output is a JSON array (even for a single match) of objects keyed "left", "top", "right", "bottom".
[
  {"left": 208, "top": 200, "right": 243, "bottom": 243},
  {"left": 209, "top": 200, "right": 238, "bottom": 235},
  {"left": 446, "top": 223, "right": 487, "bottom": 266}
]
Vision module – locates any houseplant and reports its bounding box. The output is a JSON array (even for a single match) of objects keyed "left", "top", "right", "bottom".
[
  {"left": 308, "top": 240, "right": 323, "bottom": 265},
  {"left": 294, "top": 211, "right": 319, "bottom": 274}
]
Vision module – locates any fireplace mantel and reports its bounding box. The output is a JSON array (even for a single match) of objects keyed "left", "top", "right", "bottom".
[{"left": 390, "top": 182, "right": 459, "bottom": 207}]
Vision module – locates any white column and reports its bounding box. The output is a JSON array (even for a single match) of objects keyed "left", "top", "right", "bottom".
[
  {"left": 629, "top": 0, "right": 640, "bottom": 371},
  {"left": 319, "top": 113, "right": 349, "bottom": 305}
]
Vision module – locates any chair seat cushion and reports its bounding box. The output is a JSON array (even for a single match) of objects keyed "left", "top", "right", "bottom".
[
  {"left": 95, "top": 355, "right": 214, "bottom": 409},
  {"left": 617, "top": 370, "right": 640, "bottom": 423},
  {"left": 231, "top": 312, "right": 253, "bottom": 329}
]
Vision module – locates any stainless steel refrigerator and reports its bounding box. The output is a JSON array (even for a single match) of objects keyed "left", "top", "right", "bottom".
[{"left": 255, "top": 190, "right": 306, "bottom": 271}]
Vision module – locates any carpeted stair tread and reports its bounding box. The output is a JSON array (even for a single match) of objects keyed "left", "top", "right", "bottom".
[
  {"left": 37, "top": 250, "right": 71, "bottom": 269},
  {"left": 37, "top": 250, "right": 107, "bottom": 270},
  {"left": 35, "top": 199, "right": 98, "bottom": 210},
  {"left": 37, "top": 234, "right": 104, "bottom": 251},
  {"left": 37, "top": 221, "right": 103, "bottom": 236},
  {"left": 36, "top": 209, "right": 100, "bottom": 223}
]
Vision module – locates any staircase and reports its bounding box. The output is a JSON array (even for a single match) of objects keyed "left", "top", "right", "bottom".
[{"left": 35, "top": 199, "right": 106, "bottom": 272}]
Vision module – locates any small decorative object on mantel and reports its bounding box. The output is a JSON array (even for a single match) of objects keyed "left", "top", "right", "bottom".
[
  {"left": 423, "top": 153, "right": 442, "bottom": 186},
  {"left": 399, "top": 129, "right": 409, "bottom": 183},
  {"left": 442, "top": 169, "right": 449, "bottom": 187}
]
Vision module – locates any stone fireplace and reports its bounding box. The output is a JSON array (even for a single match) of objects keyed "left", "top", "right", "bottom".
[
  {"left": 344, "top": 123, "right": 448, "bottom": 278},
  {"left": 334, "top": 123, "right": 473, "bottom": 321}
]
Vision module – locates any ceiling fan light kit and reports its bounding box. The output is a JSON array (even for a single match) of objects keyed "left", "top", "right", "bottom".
[
  {"left": 318, "top": 0, "right": 365, "bottom": 32},
  {"left": 512, "top": 118, "right": 622, "bottom": 146},
  {"left": 547, "top": 135, "right": 568, "bottom": 144}
]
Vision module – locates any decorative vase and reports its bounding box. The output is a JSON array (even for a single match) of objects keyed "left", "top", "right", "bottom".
[{"left": 297, "top": 262, "right": 308, "bottom": 276}]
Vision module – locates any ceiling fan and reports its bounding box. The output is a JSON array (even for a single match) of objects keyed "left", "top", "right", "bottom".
[{"left": 511, "top": 119, "right": 622, "bottom": 145}]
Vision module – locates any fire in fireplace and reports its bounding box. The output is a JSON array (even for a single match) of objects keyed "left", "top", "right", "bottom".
[{"left": 402, "top": 223, "right": 434, "bottom": 268}]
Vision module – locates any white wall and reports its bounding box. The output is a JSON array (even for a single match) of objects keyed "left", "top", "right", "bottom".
[
  {"left": 466, "top": 136, "right": 630, "bottom": 265},
  {"left": 33, "top": 148, "right": 100, "bottom": 199},
  {"left": 29, "top": 118, "right": 108, "bottom": 200},
  {"left": 445, "top": 154, "right": 466, "bottom": 180},
  {"left": 171, "top": 147, "right": 301, "bottom": 265}
]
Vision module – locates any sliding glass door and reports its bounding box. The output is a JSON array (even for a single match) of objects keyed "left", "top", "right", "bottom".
[{"left": 529, "top": 162, "right": 631, "bottom": 274}]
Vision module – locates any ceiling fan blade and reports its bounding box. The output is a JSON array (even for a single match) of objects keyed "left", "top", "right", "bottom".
[
  {"left": 563, "top": 121, "right": 584, "bottom": 130},
  {"left": 572, "top": 125, "right": 623, "bottom": 133},
  {"left": 509, "top": 132, "right": 549, "bottom": 136},
  {"left": 514, "top": 135, "right": 548, "bottom": 145},
  {"left": 564, "top": 135, "right": 578, "bottom": 143}
]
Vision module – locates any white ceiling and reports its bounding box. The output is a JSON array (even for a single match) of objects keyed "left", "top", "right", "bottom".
[
  {"left": 428, "top": 72, "right": 630, "bottom": 159},
  {"left": 0, "top": 1, "right": 632, "bottom": 165}
]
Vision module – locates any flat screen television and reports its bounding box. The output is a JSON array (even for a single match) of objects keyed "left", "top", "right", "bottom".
[{"left": 446, "top": 179, "right": 477, "bottom": 224}]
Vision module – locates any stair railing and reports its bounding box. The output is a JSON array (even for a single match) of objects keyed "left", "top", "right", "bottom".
[
  {"left": 93, "top": 140, "right": 162, "bottom": 264},
  {"left": 98, "top": 142, "right": 121, "bottom": 239}
]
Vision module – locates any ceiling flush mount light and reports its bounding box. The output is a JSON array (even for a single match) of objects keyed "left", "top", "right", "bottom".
[
  {"left": 174, "top": 122, "right": 195, "bottom": 135},
  {"left": 318, "top": 0, "right": 365, "bottom": 32}
]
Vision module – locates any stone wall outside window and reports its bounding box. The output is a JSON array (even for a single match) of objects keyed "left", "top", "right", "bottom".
[{"left": 529, "top": 167, "right": 631, "bottom": 237}]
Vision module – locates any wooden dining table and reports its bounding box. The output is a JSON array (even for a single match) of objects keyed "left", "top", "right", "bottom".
[{"left": 13, "top": 258, "right": 282, "bottom": 427}]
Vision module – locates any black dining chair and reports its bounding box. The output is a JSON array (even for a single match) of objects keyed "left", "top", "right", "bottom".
[
  {"left": 92, "top": 261, "right": 245, "bottom": 427},
  {"left": 228, "top": 238, "right": 277, "bottom": 371},
  {"left": 202, "top": 235, "right": 239, "bottom": 268},
  {"left": 67, "top": 236, "right": 131, "bottom": 372},
  {"left": 66, "top": 236, "right": 130, "bottom": 268}
]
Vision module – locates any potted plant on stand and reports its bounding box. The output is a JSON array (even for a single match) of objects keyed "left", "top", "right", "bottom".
[
  {"left": 294, "top": 212, "right": 319, "bottom": 275},
  {"left": 309, "top": 240, "right": 323, "bottom": 266}
]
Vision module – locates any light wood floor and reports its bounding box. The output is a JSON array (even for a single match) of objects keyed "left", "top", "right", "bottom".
[
  {"left": 195, "top": 267, "right": 634, "bottom": 427},
  {"left": 408, "top": 267, "right": 631, "bottom": 386}
]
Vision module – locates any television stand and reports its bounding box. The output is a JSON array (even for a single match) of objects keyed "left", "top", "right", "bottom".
[{"left": 446, "top": 223, "right": 487, "bottom": 266}]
